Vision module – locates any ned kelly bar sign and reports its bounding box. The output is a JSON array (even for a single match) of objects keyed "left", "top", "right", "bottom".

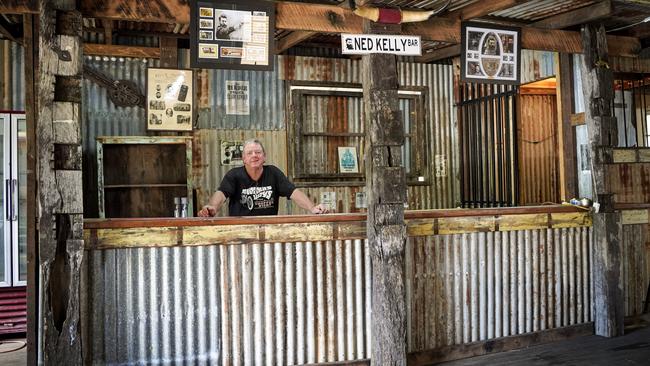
[{"left": 341, "top": 34, "right": 422, "bottom": 56}]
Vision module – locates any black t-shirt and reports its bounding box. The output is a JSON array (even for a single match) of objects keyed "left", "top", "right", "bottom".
[{"left": 218, "top": 165, "right": 296, "bottom": 216}]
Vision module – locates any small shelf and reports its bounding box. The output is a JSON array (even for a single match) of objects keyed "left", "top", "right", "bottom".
[{"left": 104, "top": 184, "right": 187, "bottom": 189}]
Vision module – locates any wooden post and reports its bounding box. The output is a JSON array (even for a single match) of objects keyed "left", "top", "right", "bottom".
[
  {"left": 361, "top": 21, "right": 407, "bottom": 365},
  {"left": 556, "top": 53, "right": 577, "bottom": 200},
  {"left": 37, "top": 0, "right": 85, "bottom": 363},
  {"left": 579, "top": 24, "right": 624, "bottom": 338}
]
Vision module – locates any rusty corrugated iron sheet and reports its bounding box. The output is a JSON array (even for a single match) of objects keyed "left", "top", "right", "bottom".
[
  {"left": 521, "top": 50, "right": 556, "bottom": 84},
  {"left": 82, "top": 55, "right": 159, "bottom": 217},
  {"left": 621, "top": 223, "right": 650, "bottom": 317},
  {"left": 518, "top": 93, "right": 559, "bottom": 205}
]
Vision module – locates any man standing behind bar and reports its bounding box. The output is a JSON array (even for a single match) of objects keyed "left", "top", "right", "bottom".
[{"left": 198, "top": 139, "right": 329, "bottom": 216}]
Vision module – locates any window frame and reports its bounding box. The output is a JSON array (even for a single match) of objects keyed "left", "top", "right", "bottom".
[{"left": 288, "top": 81, "right": 430, "bottom": 186}]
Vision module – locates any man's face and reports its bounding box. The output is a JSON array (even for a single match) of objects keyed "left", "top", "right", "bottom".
[
  {"left": 219, "top": 16, "right": 227, "bottom": 26},
  {"left": 242, "top": 143, "right": 266, "bottom": 169}
]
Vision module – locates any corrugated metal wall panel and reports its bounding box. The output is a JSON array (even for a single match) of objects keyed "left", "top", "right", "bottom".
[
  {"left": 399, "top": 62, "right": 458, "bottom": 208},
  {"left": 88, "top": 239, "right": 371, "bottom": 365},
  {"left": 521, "top": 50, "right": 556, "bottom": 85},
  {"left": 194, "top": 129, "right": 289, "bottom": 215},
  {"left": 279, "top": 56, "right": 361, "bottom": 83},
  {"left": 88, "top": 223, "right": 595, "bottom": 364},
  {"left": 198, "top": 66, "right": 286, "bottom": 130},
  {"left": 607, "top": 163, "right": 650, "bottom": 204},
  {"left": 621, "top": 224, "right": 649, "bottom": 317},
  {"left": 87, "top": 246, "right": 222, "bottom": 364},
  {"left": 0, "top": 40, "right": 25, "bottom": 111},
  {"left": 406, "top": 226, "right": 593, "bottom": 352},
  {"left": 518, "top": 94, "right": 559, "bottom": 204},
  {"left": 82, "top": 56, "right": 159, "bottom": 217}
]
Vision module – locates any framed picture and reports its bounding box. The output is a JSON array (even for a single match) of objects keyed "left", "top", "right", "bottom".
[
  {"left": 190, "top": 0, "right": 275, "bottom": 71},
  {"left": 461, "top": 22, "right": 521, "bottom": 85},
  {"left": 338, "top": 147, "right": 359, "bottom": 173},
  {"left": 146, "top": 68, "right": 194, "bottom": 131}
]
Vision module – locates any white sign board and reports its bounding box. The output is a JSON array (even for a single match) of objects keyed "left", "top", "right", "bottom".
[
  {"left": 341, "top": 34, "right": 421, "bottom": 56},
  {"left": 225, "top": 80, "right": 250, "bottom": 115}
]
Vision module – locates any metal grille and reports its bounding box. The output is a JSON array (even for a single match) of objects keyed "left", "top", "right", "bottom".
[
  {"left": 459, "top": 83, "right": 519, "bottom": 207},
  {"left": 613, "top": 77, "right": 650, "bottom": 147}
]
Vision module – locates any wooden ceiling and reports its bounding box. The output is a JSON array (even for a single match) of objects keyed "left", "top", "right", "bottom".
[{"left": 1, "top": 0, "right": 650, "bottom": 60}]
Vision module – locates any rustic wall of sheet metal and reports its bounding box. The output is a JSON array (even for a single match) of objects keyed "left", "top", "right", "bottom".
[
  {"left": 518, "top": 93, "right": 559, "bottom": 205},
  {"left": 608, "top": 163, "right": 650, "bottom": 204},
  {"left": 0, "top": 40, "right": 25, "bottom": 110},
  {"left": 407, "top": 227, "right": 592, "bottom": 351},
  {"left": 520, "top": 50, "right": 555, "bottom": 85},
  {"left": 81, "top": 55, "right": 160, "bottom": 217},
  {"left": 85, "top": 218, "right": 597, "bottom": 364}
]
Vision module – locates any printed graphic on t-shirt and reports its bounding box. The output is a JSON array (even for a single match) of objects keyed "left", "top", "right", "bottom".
[{"left": 240, "top": 186, "right": 274, "bottom": 210}]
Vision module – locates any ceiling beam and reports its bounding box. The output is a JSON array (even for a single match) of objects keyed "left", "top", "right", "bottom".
[
  {"left": 418, "top": 44, "right": 460, "bottom": 63},
  {"left": 276, "top": 30, "right": 317, "bottom": 53},
  {"left": 444, "top": 0, "right": 532, "bottom": 21},
  {"left": 78, "top": 1, "right": 640, "bottom": 57},
  {"left": 531, "top": 1, "right": 612, "bottom": 29},
  {"left": 83, "top": 43, "right": 160, "bottom": 58},
  {"left": 0, "top": 0, "right": 38, "bottom": 14}
]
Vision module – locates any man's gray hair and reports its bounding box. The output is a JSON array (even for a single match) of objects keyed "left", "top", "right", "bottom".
[{"left": 243, "top": 138, "right": 265, "bottom": 154}]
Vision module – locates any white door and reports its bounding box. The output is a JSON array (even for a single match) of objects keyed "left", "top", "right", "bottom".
[{"left": 0, "top": 112, "right": 27, "bottom": 287}]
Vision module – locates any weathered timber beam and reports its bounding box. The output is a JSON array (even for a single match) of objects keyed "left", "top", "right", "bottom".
[
  {"left": 417, "top": 44, "right": 460, "bottom": 63},
  {"left": 276, "top": 30, "right": 317, "bottom": 53},
  {"left": 532, "top": 0, "right": 612, "bottom": 29},
  {"left": 78, "top": 1, "right": 641, "bottom": 56},
  {"left": 80, "top": 0, "right": 189, "bottom": 23},
  {"left": 0, "top": 0, "right": 38, "bottom": 13},
  {"left": 444, "top": 0, "right": 533, "bottom": 21},
  {"left": 83, "top": 43, "right": 160, "bottom": 58}
]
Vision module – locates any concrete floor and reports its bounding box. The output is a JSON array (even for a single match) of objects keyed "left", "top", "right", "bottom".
[{"left": 0, "top": 337, "right": 25, "bottom": 366}]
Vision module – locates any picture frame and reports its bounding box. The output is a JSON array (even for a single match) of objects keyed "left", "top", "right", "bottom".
[
  {"left": 338, "top": 146, "right": 359, "bottom": 173},
  {"left": 190, "top": 0, "right": 275, "bottom": 71},
  {"left": 460, "top": 22, "right": 521, "bottom": 85},
  {"left": 146, "top": 68, "right": 194, "bottom": 131}
]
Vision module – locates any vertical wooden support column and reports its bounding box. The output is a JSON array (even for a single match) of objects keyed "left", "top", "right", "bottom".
[
  {"left": 361, "top": 21, "right": 407, "bottom": 365},
  {"left": 38, "top": 0, "right": 84, "bottom": 363},
  {"left": 580, "top": 24, "right": 624, "bottom": 338},
  {"left": 556, "top": 53, "right": 577, "bottom": 200}
]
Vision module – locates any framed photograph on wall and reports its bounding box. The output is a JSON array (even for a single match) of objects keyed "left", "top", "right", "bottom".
[
  {"left": 461, "top": 22, "right": 521, "bottom": 85},
  {"left": 338, "top": 146, "right": 359, "bottom": 173},
  {"left": 190, "top": 0, "right": 275, "bottom": 71},
  {"left": 146, "top": 68, "right": 194, "bottom": 131}
]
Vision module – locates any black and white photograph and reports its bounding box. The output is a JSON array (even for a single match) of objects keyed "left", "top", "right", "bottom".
[
  {"left": 215, "top": 10, "right": 251, "bottom": 41},
  {"left": 467, "top": 31, "right": 482, "bottom": 51},
  {"left": 173, "top": 103, "right": 191, "bottom": 111},
  {"left": 199, "top": 19, "right": 213, "bottom": 29},
  {"left": 149, "top": 100, "right": 165, "bottom": 110},
  {"left": 199, "top": 30, "right": 213, "bottom": 41}
]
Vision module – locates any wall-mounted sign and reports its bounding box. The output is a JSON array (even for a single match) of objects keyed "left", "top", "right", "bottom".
[
  {"left": 146, "top": 68, "right": 194, "bottom": 131},
  {"left": 226, "top": 80, "right": 250, "bottom": 115},
  {"left": 341, "top": 34, "right": 421, "bottom": 56},
  {"left": 338, "top": 146, "right": 359, "bottom": 173},
  {"left": 190, "top": 0, "right": 274, "bottom": 71},
  {"left": 221, "top": 140, "right": 244, "bottom": 165},
  {"left": 461, "top": 22, "right": 521, "bottom": 85}
]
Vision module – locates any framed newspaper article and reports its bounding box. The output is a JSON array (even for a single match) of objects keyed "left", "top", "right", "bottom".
[{"left": 146, "top": 68, "right": 194, "bottom": 131}]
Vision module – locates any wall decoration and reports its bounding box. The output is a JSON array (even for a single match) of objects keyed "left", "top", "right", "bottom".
[
  {"left": 190, "top": 0, "right": 274, "bottom": 71},
  {"left": 225, "top": 80, "right": 250, "bottom": 115},
  {"left": 461, "top": 22, "right": 521, "bottom": 85},
  {"left": 338, "top": 147, "right": 359, "bottom": 173},
  {"left": 146, "top": 68, "right": 194, "bottom": 131},
  {"left": 221, "top": 140, "right": 244, "bottom": 165}
]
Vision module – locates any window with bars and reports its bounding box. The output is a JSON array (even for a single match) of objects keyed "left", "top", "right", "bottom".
[
  {"left": 289, "top": 82, "right": 429, "bottom": 185},
  {"left": 613, "top": 76, "right": 650, "bottom": 147}
]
